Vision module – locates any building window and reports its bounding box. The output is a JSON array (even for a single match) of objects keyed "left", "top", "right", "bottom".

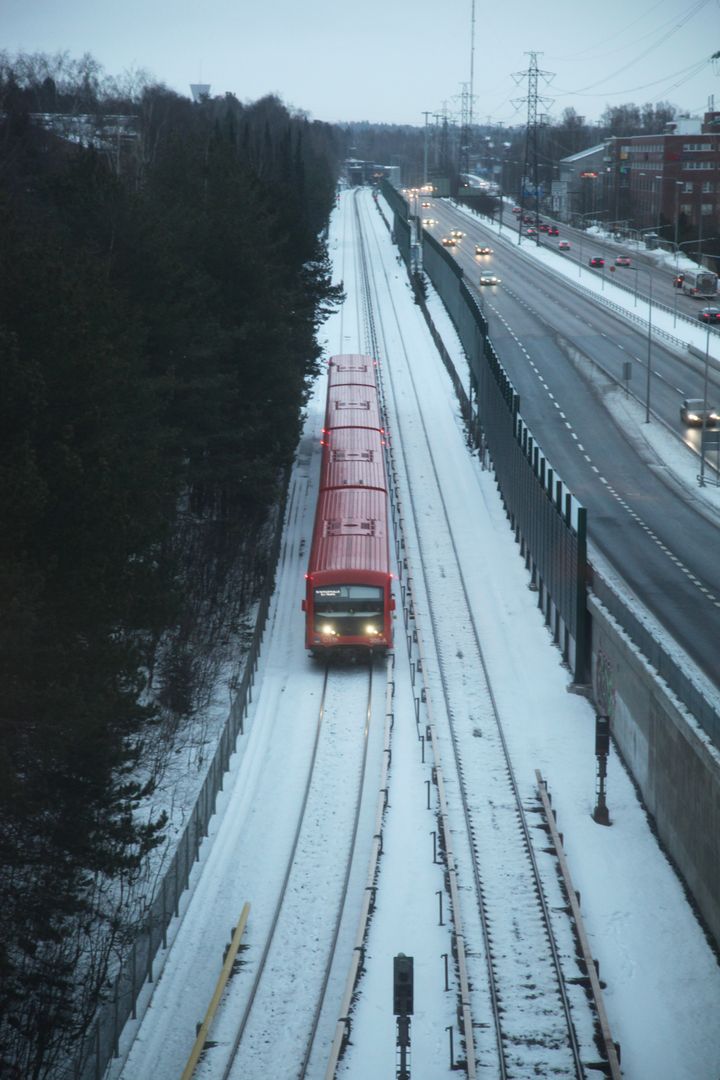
[
  {"left": 682, "top": 142, "right": 713, "bottom": 152},
  {"left": 701, "top": 203, "right": 713, "bottom": 215},
  {"left": 701, "top": 181, "right": 715, "bottom": 193},
  {"left": 680, "top": 203, "right": 692, "bottom": 215},
  {"left": 683, "top": 181, "right": 694, "bottom": 192},
  {"left": 683, "top": 161, "right": 715, "bottom": 171}
]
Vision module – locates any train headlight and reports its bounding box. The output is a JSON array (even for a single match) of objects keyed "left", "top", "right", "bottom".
[
  {"left": 321, "top": 624, "right": 336, "bottom": 636},
  {"left": 365, "top": 624, "right": 378, "bottom": 635}
]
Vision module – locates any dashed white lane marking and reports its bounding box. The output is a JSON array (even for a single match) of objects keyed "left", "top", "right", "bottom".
[{"left": 485, "top": 292, "right": 720, "bottom": 609}]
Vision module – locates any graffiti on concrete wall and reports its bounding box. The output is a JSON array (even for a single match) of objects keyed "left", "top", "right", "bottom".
[{"left": 596, "top": 648, "right": 616, "bottom": 720}]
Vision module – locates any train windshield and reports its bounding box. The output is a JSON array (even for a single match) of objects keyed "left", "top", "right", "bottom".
[{"left": 313, "top": 584, "right": 384, "bottom": 636}]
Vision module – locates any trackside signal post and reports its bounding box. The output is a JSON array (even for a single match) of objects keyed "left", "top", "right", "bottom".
[
  {"left": 593, "top": 714, "right": 611, "bottom": 825},
  {"left": 393, "top": 953, "right": 414, "bottom": 1079}
]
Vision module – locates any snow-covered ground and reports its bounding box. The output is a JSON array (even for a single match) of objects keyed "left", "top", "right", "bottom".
[
  {"left": 365, "top": 190, "right": 720, "bottom": 1078},
  {"left": 111, "top": 189, "right": 720, "bottom": 1080}
]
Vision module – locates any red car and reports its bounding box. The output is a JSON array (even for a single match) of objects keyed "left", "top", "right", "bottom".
[
  {"left": 589, "top": 256, "right": 605, "bottom": 268},
  {"left": 698, "top": 307, "right": 720, "bottom": 324},
  {"left": 615, "top": 256, "right": 631, "bottom": 267},
  {"left": 547, "top": 226, "right": 559, "bottom": 236}
]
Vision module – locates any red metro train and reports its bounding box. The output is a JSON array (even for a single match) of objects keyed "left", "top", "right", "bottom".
[{"left": 302, "top": 354, "right": 395, "bottom": 656}]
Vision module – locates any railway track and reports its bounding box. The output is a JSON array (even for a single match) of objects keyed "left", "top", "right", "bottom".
[
  {"left": 207, "top": 661, "right": 381, "bottom": 1079},
  {"left": 355, "top": 189, "right": 611, "bottom": 1077}
]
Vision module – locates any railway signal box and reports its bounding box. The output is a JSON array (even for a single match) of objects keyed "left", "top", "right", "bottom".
[{"left": 393, "top": 953, "right": 414, "bottom": 1015}]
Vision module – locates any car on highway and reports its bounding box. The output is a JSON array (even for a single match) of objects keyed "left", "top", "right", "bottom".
[
  {"left": 558, "top": 240, "right": 571, "bottom": 251},
  {"left": 422, "top": 218, "right": 437, "bottom": 226},
  {"left": 450, "top": 229, "right": 464, "bottom": 239},
  {"left": 475, "top": 245, "right": 493, "bottom": 255},
  {"left": 680, "top": 398, "right": 720, "bottom": 426},
  {"left": 698, "top": 306, "right": 720, "bottom": 323},
  {"left": 422, "top": 201, "right": 431, "bottom": 208},
  {"left": 442, "top": 236, "right": 457, "bottom": 246},
  {"left": 615, "top": 256, "right": 632, "bottom": 267},
  {"left": 547, "top": 226, "right": 559, "bottom": 236},
  {"left": 673, "top": 273, "right": 685, "bottom": 288},
  {"left": 479, "top": 272, "right": 501, "bottom": 286},
  {"left": 512, "top": 206, "right": 522, "bottom": 215},
  {"left": 589, "top": 256, "right": 605, "bottom": 268},
  {"left": 526, "top": 227, "right": 537, "bottom": 236}
]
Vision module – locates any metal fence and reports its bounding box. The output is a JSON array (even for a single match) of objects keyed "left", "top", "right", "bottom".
[
  {"left": 421, "top": 229, "right": 589, "bottom": 681},
  {"left": 417, "top": 225, "right": 720, "bottom": 742},
  {"left": 72, "top": 474, "right": 290, "bottom": 1080}
]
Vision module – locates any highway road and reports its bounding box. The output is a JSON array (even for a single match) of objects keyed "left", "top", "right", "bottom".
[{"left": 421, "top": 202, "right": 720, "bottom": 692}]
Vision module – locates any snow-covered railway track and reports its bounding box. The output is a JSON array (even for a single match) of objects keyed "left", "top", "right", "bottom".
[
  {"left": 207, "top": 661, "right": 382, "bottom": 1080},
  {"left": 355, "top": 192, "right": 604, "bottom": 1077}
]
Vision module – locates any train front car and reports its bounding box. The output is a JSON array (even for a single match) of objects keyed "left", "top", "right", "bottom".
[
  {"left": 304, "top": 486, "right": 394, "bottom": 656},
  {"left": 303, "top": 354, "right": 395, "bottom": 657}
]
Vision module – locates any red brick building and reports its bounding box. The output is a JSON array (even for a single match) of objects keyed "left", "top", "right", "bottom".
[{"left": 606, "top": 112, "right": 720, "bottom": 249}]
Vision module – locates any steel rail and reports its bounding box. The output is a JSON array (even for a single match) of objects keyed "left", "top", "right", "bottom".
[
  {"left": 219, "top": 660, "right": 377, "bottom": 1078},
  {"left": 297, "top": 660, "right": 375, "bottom": 1077},
  {"left": 218, "top": 661, "right": 332, "bottom": 1079},
  {"left": 354, "top": 192, "right": 479, "bottom": 1078},
  {"left": 536, "top": 770, "right": 623, "bottom": 1080},
  {"left": 323, "top": 655, "right": 395, "bottom": 1079},
  {"left": 362, "top": 191, "right": 591, "bottom": 1077}
]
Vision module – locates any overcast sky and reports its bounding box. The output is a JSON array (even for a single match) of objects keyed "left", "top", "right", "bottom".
[{"left": 3, "top": 0, "right": 718, "bottom": 127}]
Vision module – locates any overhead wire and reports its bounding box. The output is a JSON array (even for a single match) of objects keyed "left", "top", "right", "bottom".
[
  {"left": 546, "top": 0, "right": 705, "bottom": 64},
  {"left": 554, "top": 0, "right": 711, "bottom": 96}
]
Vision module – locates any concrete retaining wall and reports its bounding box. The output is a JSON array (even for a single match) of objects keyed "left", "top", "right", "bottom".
[{"left": 590, "top": 591, "right": 720, "bottom": 950}]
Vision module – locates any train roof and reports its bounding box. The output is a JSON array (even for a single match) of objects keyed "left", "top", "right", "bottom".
[
  {"left": 325, "top": 383, "right": 382, "bottom": 432},
  {"left": 320, "top": 426, "right": 387, "bottom": 493},
  {"left": 308, "top": 487, "right": 391, "bottom": 579},
  {"left": 328, "top": 354, "right": 379, "bottom": 389}
]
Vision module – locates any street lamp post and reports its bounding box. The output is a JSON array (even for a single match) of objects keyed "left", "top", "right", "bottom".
[
  {"left": 699, "top": 322, "right": 711, "bottom": 487},
  {"left": 644, "top": 268, "right": 654, "bottom": 424},
  {"left": 638, "top": 172, "right": 681, "bottom": 242},
  {"left": 629, "top": 263, "right": 655, "bottom": 418},
  {"left": 646, "top": 175, "right": 684, "bottom": 247},
  {"left": 654, "top": 175, "right": 662, "bottom": 235},
  {"left": 629, "top": 265, "right": 640, "bottom": 308},
  {"left": 576, "top": 210, "right": 610, "bottom": 278}
]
